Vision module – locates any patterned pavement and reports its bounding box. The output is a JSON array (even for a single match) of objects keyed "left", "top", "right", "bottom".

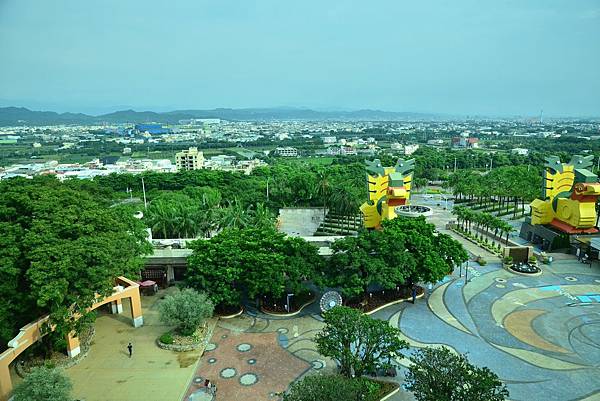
[{"left": 378, "top": 258, "right": 600, "bottom": 401}]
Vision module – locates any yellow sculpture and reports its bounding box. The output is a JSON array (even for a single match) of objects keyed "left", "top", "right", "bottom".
[
  {"left": 360, "top": 158, "right": 414, "bottom": 229},
  {"left": 530, "top": 155, "right": 600, "bottom": 234}
]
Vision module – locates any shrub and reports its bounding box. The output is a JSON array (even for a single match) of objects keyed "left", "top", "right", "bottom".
[
  {"left": 503, "top": 256, "right": 513, "bottom": 265},
  {"left": 476, "top": 256, "right": 487, "bottom": 266},
  {"left": 405, "top": 347, "right": 509, "bottom": 401},
  {"left": 282, "top": 374, "right": 380, "bottom": 401},
  {"left": 13, "top": 366, "right": 72, "bottom": 401},
  {"left": 159, "top": 332, "right": 174, "bottom": 344},
  {"left": 159, "top": 288, "right": 214, "bottom": 336},
  {"left": 529, "top": 255, "right": 537, "bottom": 263}
]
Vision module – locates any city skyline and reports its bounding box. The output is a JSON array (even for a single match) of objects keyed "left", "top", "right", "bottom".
[{"left": 1, "top": 1, "right": 599, "bottom": 117}]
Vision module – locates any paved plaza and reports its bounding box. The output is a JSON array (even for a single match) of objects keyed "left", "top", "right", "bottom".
[{"left": 60, "top": 197, "right": 600, "bottom": 401}]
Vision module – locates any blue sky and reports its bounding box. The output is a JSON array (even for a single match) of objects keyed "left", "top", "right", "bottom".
[{"left": 0, "top": 0, "right": 599, "bottom": 116}]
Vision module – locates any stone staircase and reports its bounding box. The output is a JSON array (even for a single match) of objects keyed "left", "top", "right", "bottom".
[{"left": 315, "top": 212, "right": 362, "bottom": 236}]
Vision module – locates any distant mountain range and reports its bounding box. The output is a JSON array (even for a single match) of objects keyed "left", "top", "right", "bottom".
[{"left": 0, "top": 106, "right": 440, "bottom": 126}]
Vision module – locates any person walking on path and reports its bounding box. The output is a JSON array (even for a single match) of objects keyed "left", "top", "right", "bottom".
[
  {"left": 411, "top": 285, "right": 417, "bottom": 304},
  {"left": 127, "top": 342, "right": 133, "bottom": 358}
]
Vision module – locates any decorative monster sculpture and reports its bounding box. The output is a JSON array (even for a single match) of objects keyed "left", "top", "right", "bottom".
[
  {"left": 360, "top": 158, "right": 414, "bottom": 229},
  {"left": 530, "top": 155, "right": 600, "bottom": 234}
]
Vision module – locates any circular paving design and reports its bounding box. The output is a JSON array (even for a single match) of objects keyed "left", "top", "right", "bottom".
[
  {"left": 205, "top": 343, "right": 217, "bottom": 351},
  {"left": 495, "top": 278, "right": 507, "bottom": 283},
  {"left": 193, "top": 376, "right": 204, "bottom": 384},
  {"left": 220, "top": 368, "right": 237, "bottom": 379},
  {"left": 208, "top": 358, "right": 217, "bottom": 364},
  {"left": 277, "top": 328, "right": 289, "bottom": 334},
  {"left": 565, "top": 276, "right": 578, "bottom": 282},
  {"left": 221, "top": 334, "right": 228, "bottom": 339},
  {"left": 496, "top": 284, "right": 506, "bottom": 288},
  {"left": 236, "top": 343, "right": 252, "bottom": 352},
  {"left": 239, "top": 373, "right": 258, "bottom": 386},
  {"left": 247, "top": 358, "right": 256, "bottom": 365},
  {"left": 311, "top": 360, "right": 324, "bottom": 370}
]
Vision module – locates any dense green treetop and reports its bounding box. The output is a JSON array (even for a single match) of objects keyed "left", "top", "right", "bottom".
[
  {"left": 0, "top": 177, "right": 151, "bottom": 347},
  {"left": 315, "top": 306, "right": 408, "bottom": 377},
  {"left": 405, "top": 347, "right": 509, "bottom": 401},
  {"left": 185, "top": 226, "right": 321, "bottom": 307},
  {"left": 326, "top": 217, "right": 467, "bottom": 300}
]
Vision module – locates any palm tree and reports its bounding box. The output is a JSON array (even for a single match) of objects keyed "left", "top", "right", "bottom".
[
  {"left": 452, "top": 206, "right": 466, "bottom": 231},
  {"left": 147, "top": 201, "right": 176, "bottom": 239},
  {"left": 175, "top": 203, "right": 198, "bottom": 238},
  {"left": 500, "top": 221, "right": 514, "bottom": 245},
  {"left": 315, "top": 169, "right": 331, "bottom": 217},
  {"left": 219, "top": 199, "right": 252, "bottom": 230},
  {"left": 252, "top": 203, "right": 275, "bottom": 229}
]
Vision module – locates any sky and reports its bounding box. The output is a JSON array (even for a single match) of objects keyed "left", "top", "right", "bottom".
[{"left": 0, "top": 0, "right": 599, "bottom": 117}]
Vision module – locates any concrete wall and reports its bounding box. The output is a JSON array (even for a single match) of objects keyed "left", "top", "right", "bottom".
[{"left": 278, "top": 208, "right": 328, "bottom": 237}]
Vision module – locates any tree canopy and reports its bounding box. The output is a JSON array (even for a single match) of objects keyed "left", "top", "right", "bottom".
[
  {"left": 326, "top": 217, "right": 467, "bottom": 300},
  {"left": 405, "top": 347, "right": 509, "bottom": 401},
  {"left": 12, "top": 366, "right": 72, "bottom": 401},
  {"left": 0, "top": 177, "right": 151, "bottom": 348},
  {"left": 158, "top": 288, "right": 214, "bottom": 336},
  {"left": 185, "top": 226, "right": 322, "bottom": 307},
  {"left": 315, "top": 306, "right": 408, "bottom": 377}
]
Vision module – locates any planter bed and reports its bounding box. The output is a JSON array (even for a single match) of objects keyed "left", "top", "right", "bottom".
[
  {"left": 347, "top": 286, "right": 424, "bottom": 313},
  {"left": 261, "top": 291, "right": 316, "bottom": 315},
  {"left": 157, "top": 325, "right": 208, "bottom": 352},
  {"left": 370, "top": 379, "right": 400, "bottom": 401},
  {"left": 214, "top": 303, "right": 244, "bottom": 319},
  {"left": 505, "top": 263, "right": 542, "bottom": 276},
  {"left": 16, "top": 326, "right": 95, "bottom": 377}
]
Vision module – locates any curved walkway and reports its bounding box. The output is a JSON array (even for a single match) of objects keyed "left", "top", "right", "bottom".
[{"left": 374, "top": 257, "right": 600, "bottom": 401}]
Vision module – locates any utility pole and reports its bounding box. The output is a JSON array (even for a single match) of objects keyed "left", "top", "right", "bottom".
[
  {"left": 454, "top": 157, "right": 457, "bottom": 173},
  {"left": 266, "top": 177, "right": 270, "bottom": 202},
  {"left": 490, "top": 157, "right": 493, "bottom": 171},
  {"left": 141, "top": 177, "right": 147, "bottom": 210}
]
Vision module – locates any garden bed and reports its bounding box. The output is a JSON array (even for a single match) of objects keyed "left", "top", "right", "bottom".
[
  {"left": 347, "top": 286, "right": 424, "bottom": 313},
  {"left": 156, "top": 325, "right": 208, "bottom": 352},
  {"left": 214, "top": 303, "right": 244, "bottom": 319},
  {"left": 261, "top": 291, "right": 316, "bottom": 315},
  {"left": 370, "top": 379, "right": 400, "bottom": 401},
  {"left": 16, "top": 326, "right": 95, "bottom": 377},
  {"left": 506, "top": 263, "right": 541, "bottom": 276}
]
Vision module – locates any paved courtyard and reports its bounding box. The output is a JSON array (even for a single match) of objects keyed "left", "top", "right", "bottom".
[
  {"left": 381, "top": 257, "right": 600, "bottom": 401},
  {"left": 66, "top": 291, "right": 202, "bottom": 401},
  {"left": 62, "top": 196, "right": 600, "bottom": 401}
]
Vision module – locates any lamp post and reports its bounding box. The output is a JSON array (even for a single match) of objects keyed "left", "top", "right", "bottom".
[
  {"left": 141, "top": 177, "right": 147, "bottom": 210},
  {"left": 465, "top": 261, "right": 469, "bottom": 283}
]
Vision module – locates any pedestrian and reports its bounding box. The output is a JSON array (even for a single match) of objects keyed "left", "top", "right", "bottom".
[
  {"left": 411, "top": 285, "right": 417, "bottom": 304},
  {"left": 127, "top": 342, "right": 133, "bottom": 358},
  {"left": 204, "top": 378, "right": 210, "bottom": 388}
]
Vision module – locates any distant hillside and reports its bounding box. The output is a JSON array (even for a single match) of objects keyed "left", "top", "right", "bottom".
[{"left": 0, "top": 106, "right": 439, "bottom": 126}]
